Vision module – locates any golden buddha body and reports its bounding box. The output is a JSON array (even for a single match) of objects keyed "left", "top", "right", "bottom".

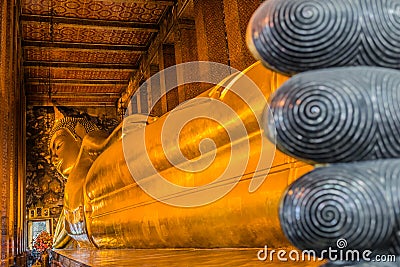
[{"left": 49, "top": 62, "right": 312, "bottom": 249}]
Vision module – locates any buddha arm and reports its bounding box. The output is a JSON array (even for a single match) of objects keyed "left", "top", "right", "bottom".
[
  {"left": 52, "top": 212, "right": 72, "bottom": 248},
  {"left": 81, "top": 127, "right": 122, "bottom": 155}
]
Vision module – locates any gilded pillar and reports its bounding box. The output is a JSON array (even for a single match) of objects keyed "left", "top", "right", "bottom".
[
  {"left": 174, "top": 19, "right": 199, "bottom": 102},
  {"left": 128, "top": 96, "right": 138, "bottom": 115},
  {"left": 159, "top": 44, "right": 179, "bottom": 112},
  {"left": 148, "top": 64, "right": 163, "bottom": 117},
  {"left": 192, "top": 0, "right": 230, "bottom": 99},
  {"left": 139, "top": 81, "right": 149, "bottom": 114},
  {"left": 223, "top": 0, "right": 259, "bottom": 71},
  {"left": 193, "top": 0, "right": 229, "bottom": 64},
  {"left": 155, "top": 45, "right": 172, "bottom": 114},
  {"left": 0, "top": 0, "right": 12, "bottom": 264}
]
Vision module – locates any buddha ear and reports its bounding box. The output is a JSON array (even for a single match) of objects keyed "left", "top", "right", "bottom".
[{"left": 75, "top": 122, "right": 87, "bottom": 141}]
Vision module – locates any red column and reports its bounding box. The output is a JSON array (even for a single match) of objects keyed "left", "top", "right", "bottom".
[
  {"left": 194, "top": 0, "right": 229, "bottom": 64},
  {"left": 174, "top": 19, "right": 201, "bottom": 101},
  {"left": 160, "top": 44, "right": 179, "bottom": 112},
  {"left": 223, "top": 0, "right": 260, "bottom": 71}
]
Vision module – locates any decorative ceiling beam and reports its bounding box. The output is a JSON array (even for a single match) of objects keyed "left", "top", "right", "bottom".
[
  {"left": 27, "top": 98, "right": 117, "bottom": 107},
  {"left": 26, "top": 92, "right": 121, "bottom": 97},
  {"left": 24, "top": 61, "right": 138, "bottom": 70},
  {"left": 26, "top": 96, "right": 118, "bottom": 100},
  {"left": 20, "top": 15, "right": 159, "bottom": 31},
  {"left": 25, "top": 79, "right": 128, "bottom": 85},
  {"left": 110, "top": 0, "right": 175, "bottom": 5},
  {"left": 27, "top": 95, "right": 118, "bottom": 102},
  {"left": 22, "top": 46, "right": 144, "bottom": 56},
  {"left": 22, "top": 40, "right": 148, "bottom": 51}
]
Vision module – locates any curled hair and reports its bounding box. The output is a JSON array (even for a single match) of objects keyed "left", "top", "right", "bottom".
[{"left": 48, "top": 116, "right": 99, "bottom": 149}]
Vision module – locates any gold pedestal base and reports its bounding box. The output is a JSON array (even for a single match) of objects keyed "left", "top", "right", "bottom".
[{"left": 51, "top": 249, "right": 322, "bottom": 267}]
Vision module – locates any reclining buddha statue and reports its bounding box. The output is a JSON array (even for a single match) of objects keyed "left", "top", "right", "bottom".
[{"left": 49, "top": 62, "right": 312, "bottom": 249}]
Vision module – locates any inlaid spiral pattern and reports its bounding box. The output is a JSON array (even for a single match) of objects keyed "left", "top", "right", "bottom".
[
  {"left": 321, "top": 259, "right": 400, "bottom": 266},
  {"left": 247, "top": 0, "right": 400, "bottom": 75},
  {"left": 280, "top": 161, "right": 395, "bottom": 255},
  {"left": 390, "top": 232, "right": 400, "bottom": 255},
  {"left": 382, "top": 161, "right": 400, "bottom": 229},
  {"left": 267, "top": 67, "right": 400, "bottom": 164},
  {"left": 381, "top": 160, "right": 400, "bottom": 256}
]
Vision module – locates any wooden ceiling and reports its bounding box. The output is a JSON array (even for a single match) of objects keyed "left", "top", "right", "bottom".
[{"left": 21, "top": 0, "right": 174, "bottom": 107}]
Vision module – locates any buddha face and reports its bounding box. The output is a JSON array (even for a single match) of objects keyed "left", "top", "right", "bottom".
[{"left": 50, "top": 128, "right": 81, "bottom": 178}]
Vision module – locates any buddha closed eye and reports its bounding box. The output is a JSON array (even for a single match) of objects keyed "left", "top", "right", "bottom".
[{"left": 50, "top": 128, "right": 81, "bottom": 178}]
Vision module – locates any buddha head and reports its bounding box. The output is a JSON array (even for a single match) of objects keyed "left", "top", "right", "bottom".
[{"left": 49, "top": 107, "right": 99, "bottom": 178}]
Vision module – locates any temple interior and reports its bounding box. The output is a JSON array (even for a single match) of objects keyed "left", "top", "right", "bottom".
[{"left": 3, "top": 0, "right": 305, "bottom": 266}]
